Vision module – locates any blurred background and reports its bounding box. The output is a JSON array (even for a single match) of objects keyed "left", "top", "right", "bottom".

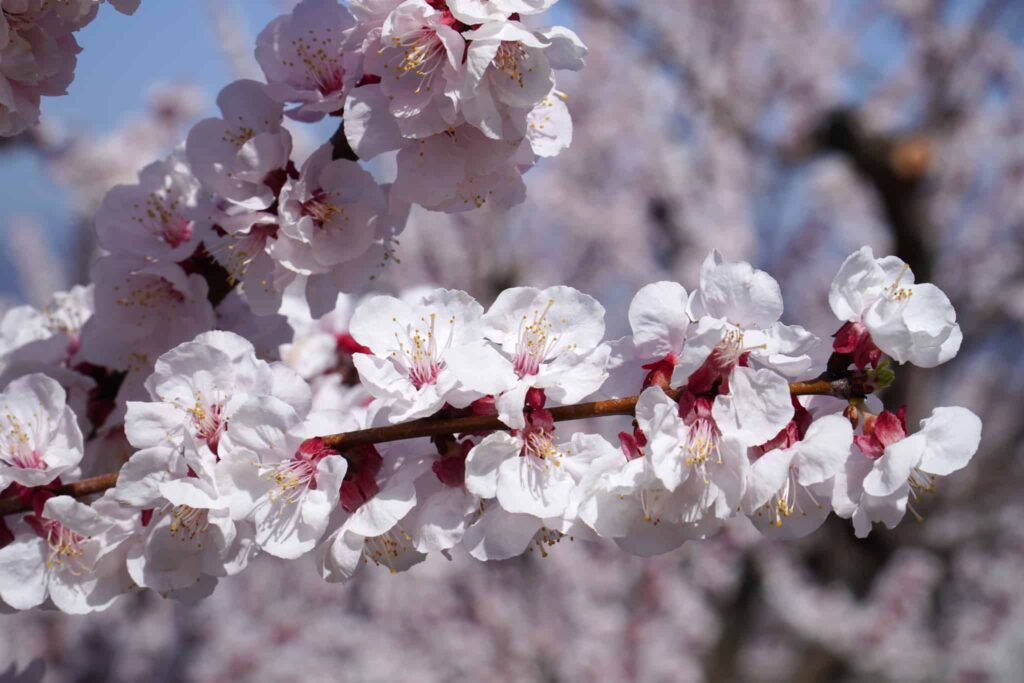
[{"left": 2, "top": 0, "right": 1024, "bottom": 681}]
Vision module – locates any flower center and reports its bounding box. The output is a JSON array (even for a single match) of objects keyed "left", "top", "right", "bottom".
[
  {"left": 389, "top": 27, "right": 446, "bottom": 95},
  {"left": 391, "top": 312, "right": 449, "bottom": 389},
  {"left": 363, "top": 527, "right": 416, "bottom": 573},
  {"left": 886, "top": 264, "right": 913, "bottom": 301},
  {"left": 261, "top": 438, "right": 337, "bottom": 505},
  {"left": 168, "top": 504, "right": 210, "bottom": 540},
  {"left": 291, "top": 35, "right": 345, "bottom": 96},
  {"left": 683, "top": 415, "right": 721, "bottom": 484},
  {"left": 189, "top": 399, "right": 225, "bottom": 454},
  {"left": 513, "top": 300, "right": 564, "bottom": 377},
  {"left": 301, "top": 189, "right": 345, "bottom": 228},
  {"left": 37, "top": 519, "right": 89, "bottom": 576},
  {"left": 494, "top": 41, "right": 529, "bottom": 88}
]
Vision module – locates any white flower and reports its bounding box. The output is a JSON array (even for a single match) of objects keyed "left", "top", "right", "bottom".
[
  {"left": 0, "top": 495, "right": 134, "bottom": 614},
  {"left": 185, "top": 80, "right": 292, "bottom": 210},
  {"left": 482, "top": 285, "right": 610, "bottom": 429},
  {"left": 0, "top": 375, "right": 83, "bottom": 489},
  {"left": 362, "top": 0, "right": 467, "bottom": 139},
  {"left": 833, "top": 406, "right": 981, "bottom": 537},
  {"left": 350, "top": 288, "right": 514, "bottom": 422},
  {"left": 448, "top": 0, "right": 557, "bottom": 24},
  {"left": 273, "top": 144, "right": 388, "bottom": 276},
  {"left": 744, "top": 414, "right": 853, "bottom": 539},
  {"left": 674, "top": 251, "right": 819, "bottom": 387},
  {"left": 576, "top": 444, "right": 694, "bottom": 557},
  {"left": 217, "top": 403, "right": 347, "bottom": 559},
  {"left": 77, "top": 257, "right": 216, "bottom": 397},
  {"left": 124, "top": 330, "right": 310, "bottom": 456},
  {"left": 829, "top": 246, "right": 962, "bottom": 368},
  {"left": 318, "top": 437, "right": 432, "bottom": 582},
  {"left": 117, "top": 435, "right": 256, "bottom": 596},
  {"left": 95, "top": 156, "right": 206, "bottom": 262},
  {"left": 462, "top": 430, "right": 610, "bottom": 560},
  {"left": 256, "top": 0, "right": 358, "bottom": 121},
  {"left": 636, "top": 372, "right": 793, "bottom": 530},
  {"left": 461, "top": 22, "right": 584, "bottom": 139}
]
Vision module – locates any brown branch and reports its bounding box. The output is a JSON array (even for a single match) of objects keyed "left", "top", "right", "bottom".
[{"left": 0, "top": 378, "right": 864, "bottom": 518}]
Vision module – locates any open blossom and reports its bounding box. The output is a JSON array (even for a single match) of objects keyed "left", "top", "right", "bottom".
[
  {"left": 675, "top": 251, "right": 819, "bottom": 386},
  {"left": 217, "top": 402, "right": 347, "bottom": 560},
  {"left": 95, "top": 156, "right": 206, "bottom": 263},
  {"left": 361, "top": 0, "right": 467, "bottom": 139},
  {"left": 576, "top": 438, "right": 695, "bottom": 557},
  {"left": 461, "top": 21, "right": 584, "bottom": 140},
  {"left": 482, "top": 285, "right": 610, "bottom": 429},
  {"left": 829, "top": 246, "right": 962, "bottom": 368},
  {"left": 318, "top": 418, "right": 433, "bottom": 581},
  {"left": 185, "top": 79, "right": 292, "bottom": 210},
  {"left": 744, "top": 411, "right": 853, "bottom": 538},
  {"left": 1, "top": 286, "right": 93, "bottom": 368},
  {"left": 77, "top": 257, "right": 216, "bottom": 397},
  {"left": 462, "top": 427, "right": 609, "bottom": 561},
  {"left": 116, "top": 434, "right": 256, "bottom": 597},
  {"left": 0, "top": 495, "right": 134, "bottom": 613},
  {"left": 276, "top": 144, "right": 386, "bottom": 274},
  {"left": 833, "top": 406, "right": 982, "bottom": 538},
  {"left": 635, "top": 365, "right": 794, "bottom": 534},
  {"left": 124, "top": 331, "right": 310, "bottom": 456},
  {"left": 350, "top": 289, "right": 515, "bottom": 422},
  {"left": 0, "top": 374, "right": 83, "bottom": 489},
  {"left": 256, "top": 0, "right": 358, "bottom": 121}
]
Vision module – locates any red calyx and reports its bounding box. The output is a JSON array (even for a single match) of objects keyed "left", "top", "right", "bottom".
[{"left": 833, "top": 321, "right": 882, "bottom": 370}]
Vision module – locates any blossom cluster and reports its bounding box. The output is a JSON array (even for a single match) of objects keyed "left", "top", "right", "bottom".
[
  {"left": 54, "top": 0, "right": 586, "bottom": 419},
  {"left": 0, "top": 0, "right": 140, "bottom": 137},
  {"left": 0, "top": 248, "right": 981, "bottom": 613}
]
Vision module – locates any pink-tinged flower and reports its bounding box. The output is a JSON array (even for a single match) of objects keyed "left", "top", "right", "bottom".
[
  {"left": 350, "top": 288, "right": 515, "bottom": 422},
  {"left": 829, "top": 246, "right": 962, "bottom": 368},
  {"left": 0, "top": 4, "right": 81, "bottom": 136},
  {"left": 274, "top": 143, "right": 388, "bottom": 276},
  {"left": 77, "top": 257, "right": 216, "bottom": 390},
  {"left": 256, "top": 0, "right": 359, "bottom": 121},
  {"left": 462, "top": 427, "right": 609, "bottom": 561},
  {"left": 116, "top": 434, "right": 256, "bottom": 597},
  {"left": 217, "top": 402, "right": 347, "bottom": 559},
  {"left": 95, "top": 156, "right": 205, "bottom": 263},
  {"left": 0, "top": 495, "right": 134, "bottom": 614},
  {"left": 361, "top": 0, "right": 467, "bottom": 139},
  {"left": 0, "top": 374, "right": 83, "bottom": 489},
  {"left": 482, "top": 285, "right": 610, "bottom": 429},
  {"left": 673, "top": 251, "right": 819, "bottom": 388},
  {"left": 318, "top": 434, "right": 433, "bottom": 581},
  {"left": 832, "top": 406, "right": 982, "bottom": 538},
  {"left": 185, "top": 80, "right": 292, "bottom": 210},
  {"left": 124, "top": 330, "right": 310, "bottom": 457},
  {"left": 460, "top": 21, "right": 584, "bottom": 138},
  {"left": 744, "top": 412, "right": 853, "bottom": 539}
]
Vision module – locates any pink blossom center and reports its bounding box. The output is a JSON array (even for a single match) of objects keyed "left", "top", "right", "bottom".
[
  {"left": 263, "top": 438, "right": 338, "bottom": 505},
  {"left": 163, "top": 216, "right": 194, "bottom": 249},
  {"left": 392, "top": 312, "right": 447, "bottom": 389},
  {"left": 6, "top": 448, "right": 46, "bottom": 470},
  {"left": 513, "top": 300, "right": 563, "bottom": 378},
  {"left": 301, "top": 189, "right": 344, "bottom": 228},
  {"left": 190, "top": 402, "right": 225, "bottom": 455},
  {"left": 27, "top": 516, "right": 88, "bottom": 575}
]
